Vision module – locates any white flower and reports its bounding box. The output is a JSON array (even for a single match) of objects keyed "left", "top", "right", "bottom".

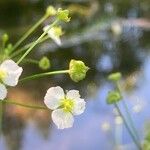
[
  {"left": 0, "top": 59, "right": 23, "bottom": 100},
  {"left": 44, "top": 86, "right": 86, "bottom": 129},
  {"left": 43, "top": 26, "right": 63, "bottom": 46}
]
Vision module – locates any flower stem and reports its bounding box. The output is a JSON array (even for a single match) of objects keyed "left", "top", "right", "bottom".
[
  {"left": 0, "top": 101, "right": 3, "bottom": 135},
  {"left": 22, "top": 58, "right": 39, "bottom": 64},
  {"left": 116, "top": 82, "right": 140, "bottom": 141},
  {"left": 19, "top": 70, "right": 69, "bottom": 82},
  {"left": 17, "top": 19, "right": 59, "bottom": 64},
  {"left": 114, "top": 103, "right": 142, "bottom": 150},
  {"left": 10, "top": 35, "right": 49, "bottom": 59},
  {"left": 11, "top": 14, "right": 49, "bottom": 52},
  {"left": 4, "top": 100, "right": 48, "bottom": 110}
]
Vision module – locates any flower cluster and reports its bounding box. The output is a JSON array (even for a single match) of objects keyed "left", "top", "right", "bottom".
[{"left": 0, "top": 6, "right": 88, "bottom": 130}]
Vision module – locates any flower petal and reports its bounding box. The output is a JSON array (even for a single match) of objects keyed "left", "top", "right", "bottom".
[
  {"left": 0, "top": 84, "right": 7, "bottom": 100},
  {"left": 50, "top": 35, "right": 61, "bottom": 46},
  {"left": 72, "top": 98, "right": 86, "bottom": 115},
  {"left": 66, "top": 90, "right": 80, "bottom": 100},
  {"left": 44, "top": 86, "right": 64, "bottom": 110},
  {"left": 43, "top": 26, "right": 61, "bottom": 46},
  {"left": 52, "top": 109, "right": 74, "bottom": 129},
  {"left": 0, "top": 60, "right": 23, "bottom": 86}
]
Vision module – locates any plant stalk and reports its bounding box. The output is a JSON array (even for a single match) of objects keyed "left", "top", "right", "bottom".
[
  {"left": 114, "top": 103, "right": 142, "bottom": 150},
  {"left": 17, "top": 19, "right": 59, "bottom": 64},
  {"left": 4, "top": 100, "right": 48, "bottom": 110},
  {"left": 11, "top": 14, "right": 49, "bottom": 52},
  {"left": 19, "top": 70, "right": 69, "bottom": 82}
]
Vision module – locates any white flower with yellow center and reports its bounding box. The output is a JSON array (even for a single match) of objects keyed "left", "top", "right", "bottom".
[
  {"left": 44, "top": 86, "right": 86, "bottom": 129},
  {"left": 43, "top": 26, "right": 63, "bottom": 46},
  {"left": 0, "top": 60, "right": 23, "bottom": 100}
]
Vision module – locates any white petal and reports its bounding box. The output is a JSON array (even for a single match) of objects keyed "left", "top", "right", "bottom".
[
  {"left": 72, "top": 98, "right": 86, "bottom": 115},
  {"left": 66, "top": 90, "right": 81, "bottom": 100},
  {"left": 0, "top": 84, "right": 7, "bottom": 100},
  {"left": 52, "top": 109, "right": 74, "bottom": 129},
  {"left": 44, "top": 86, "right": 64, "bottom": 110},
  {"left": 0, "top": 60, "right": 23, "bottom": 86},
  {"left": 51, "top": 36, "right": 61, "bottom": 46},
  {"left": 43, "top": 25, "right": 50, "bottom": 32},
  {"left": 43, "top": 26, "right": 61, "bottom": 46}
]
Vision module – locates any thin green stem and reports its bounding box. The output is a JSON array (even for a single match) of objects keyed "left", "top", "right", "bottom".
[
  {"left": 116, "top": 82, "right": 140, "bottom": 141},
  {"left": 0, "top": 101, "right": 3, "bottom": 135},
  {"left": 4, "top": 100, "right": 48, "bottom": 110},
  {"left": 10, "top": 35, "right": 49, "bottom": 59},
  {"left": 17, "top": 19, "right": 59, "bottom": 64},
  {"left": 22, "top": 58, "right": 39, "bottom": 64},
  {"left": 19, "top": 70, "right": 69, "bottom": 82},
  {"left": 11, "top": 14, "right": 49, "bottom": 52},
  {"left": 114, "top": 103, "right": 142, "bottom": 150}
]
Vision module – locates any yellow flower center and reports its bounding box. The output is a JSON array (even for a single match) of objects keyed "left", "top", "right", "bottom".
[
  {"left": 0, "top": 69, "right": 7, "bottom": 80},
  {"left": 53, "top": 26, "right": 63, "bottom": 37},
  {"left": 60, "top": 98, "right": 74, "bottom": 112}
]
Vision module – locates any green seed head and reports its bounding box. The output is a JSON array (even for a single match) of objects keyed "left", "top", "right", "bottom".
[
  {"left": 57, "top": 8, "right": 71, "bottom": 22},
  {"left": 69, "top": 59, "right": 89, "bottom": 82}
]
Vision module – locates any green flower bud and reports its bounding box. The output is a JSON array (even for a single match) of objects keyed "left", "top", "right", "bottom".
[
  {"left": 39, "top": 56, "right": 50, "bottom": 70},
  {"left": 46, "top": 6, "right": 57, "bottom": 16},
  {"left": 2, "top": 33, "right": 9, "bottom": 44},
  {"left": 108, "top": 72, "right": 122, "bottom": 82},
  {"left": 69, "top": 59, "right": 89, "bottom": 82},
  {"left": 106, "top": 91, "right": 122, "bottom": 104},
  {"left": 4, "top": 43, "right": 13, "bottom": 55},
  {"left": 57, "top": 8, "right": 71, "bottom": 22}
]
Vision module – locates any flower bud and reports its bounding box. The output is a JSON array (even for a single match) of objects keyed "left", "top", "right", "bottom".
[
  {"left": 39, "top": 56, "right": 50, "bottom": 70},
  {"left": 4, "top": 43, "right": 13, "bottom": 55},
  {"left": 46, "top": 6, "right": 57, "bottom": 16},
  {"left": 106, "top": 91, "right": 122, "bottom": 104},
  {"left": 2, "top": 33, "right": 9, "bottom": 44},
  {"left": 57, "top": 8, "right": 71, "bottom": 22},
  {"left": 69, "top": 59, "right": 89, "bottom": 82},
  {"left": 108, "top": 72, "right": 122, "bottom": 82}
]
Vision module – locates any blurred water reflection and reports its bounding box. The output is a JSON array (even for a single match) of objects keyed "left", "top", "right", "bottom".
[{"left": 0, "top": 0, "right": 150, "bottom": 150}]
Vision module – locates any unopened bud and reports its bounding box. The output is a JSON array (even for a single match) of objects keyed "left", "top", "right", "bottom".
[
  {"left": 46, "top": 6, "right": 57, "bottom": 16},
  {"left": 39, "top": 56, "right": 50, "bottom": 70},
  {"left": 106, "top": 91, "right": 122, "bottom": 104},
  {"left": 108, "top": 72, "right": 122, "bottom": 82}
]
